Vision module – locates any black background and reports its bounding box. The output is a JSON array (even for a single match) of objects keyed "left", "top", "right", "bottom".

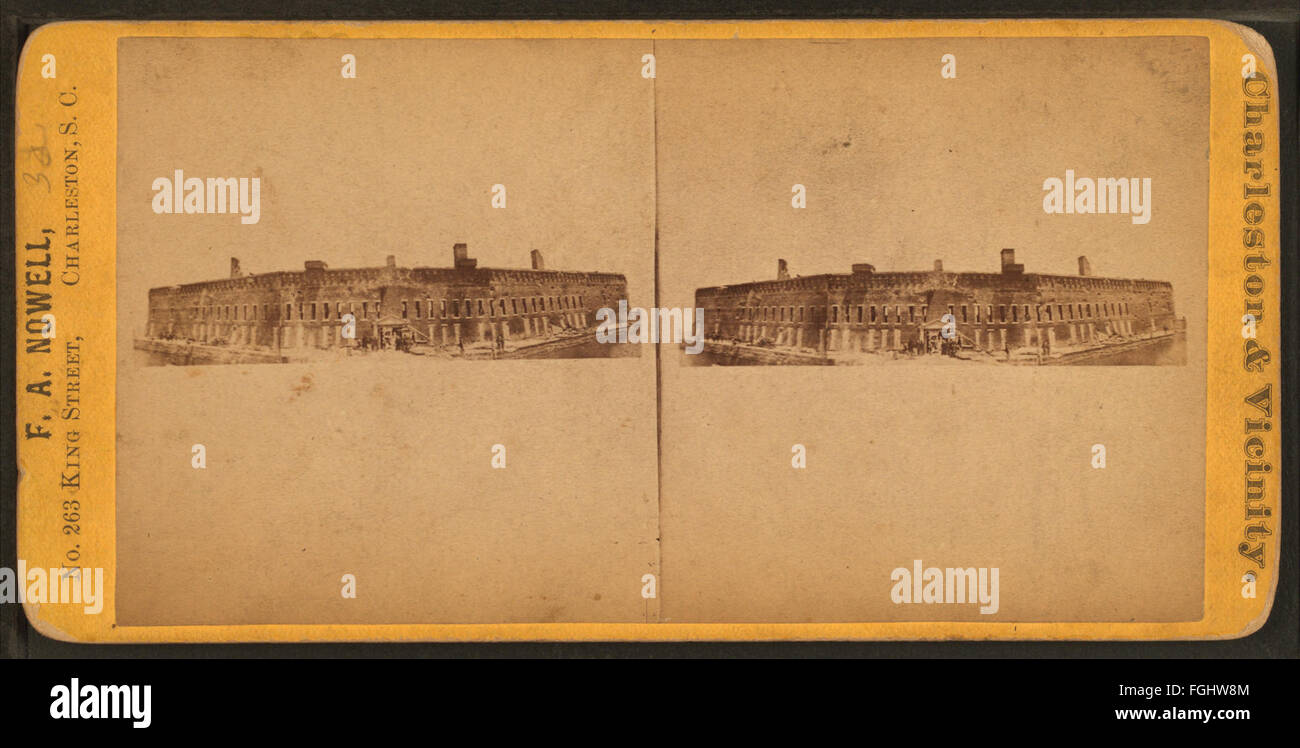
[{"left": 1, "top": 0, "right": 1296, "bottom": 732}]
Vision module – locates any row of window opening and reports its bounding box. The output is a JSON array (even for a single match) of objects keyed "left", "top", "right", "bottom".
[
  {"left": 726, "top": 300, "right": 1139, "bottom": 324},
  {"left": 183, "top": 294, "right": 587, "bottom": 322}
]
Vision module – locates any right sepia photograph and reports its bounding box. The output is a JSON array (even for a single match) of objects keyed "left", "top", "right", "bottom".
[
  {"left": 691, "top": 247, "right": 1185, "bottom": 366},
  {"left": 656, "top": 35, "right": 1207, "bottom": 624},
  {"left": 664, "top": 36, "right": 1202, "bottom": 369}
]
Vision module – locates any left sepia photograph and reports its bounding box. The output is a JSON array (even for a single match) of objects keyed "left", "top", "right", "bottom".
[
  {"left": 136, "top": 243, "right": 632, "bottom": 365},
  {"left": 113, "top": 36, "right": 659, "bottom": 626}
]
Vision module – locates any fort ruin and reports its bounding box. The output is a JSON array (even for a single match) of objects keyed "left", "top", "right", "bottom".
[
  {"left": 694, "top": 250, "right": 1180, "bottom": 358},
  {"left": 143, "top": 244, "right": 628, "bottom": 353}
]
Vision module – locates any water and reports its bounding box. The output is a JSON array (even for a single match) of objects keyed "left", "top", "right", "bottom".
[
  {"left": 681, "top": 333, "right": 1188, "bottom": 366},
  {"left": 681, "top": 347, "right": 817, "bottom": 366},
  {"left": 550, "top": 339, "right": 640, "bottom": 358},
  {"left": 132, "top": 337, "right": 638, "bottom": 366},
  {"left": 1070, "top": 334, "right": 1186, "bottom": 366},
  {"left": 133, "top": 348, "right": 172, "bottom": 367},
  {"left": 136, "top": 335, "right": 1180, "bottom": 367}
]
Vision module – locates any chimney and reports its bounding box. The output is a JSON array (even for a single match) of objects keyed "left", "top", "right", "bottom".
[
  {"left": 1000, "top": 248, "right": 1024, "bottom": 274},
  {"left": 777, "top": 259, "right": 790, "bottom": 280},
  {"left": 385, "top": 254, "right": 396, "bottom": 268},
  {"left": 1078, "top": 255, "right": 1092, "bottom": 276},
  {"left": 934, "top": 259, "right": 944, "bottom": 272},
  {"left": 453, "top": 242, "right": 477, "bottom": 270},
  {"left": 851, "top": 263, "right": 876, "bottom": 276},
  {"left": 304, "top": 260, "right": 328, "bottom": 283},
  {"left": 530, "top": 249, "right": 545, "bottom": 270},
  {"left": 230, "top": 257, "right": 242, "bottom": 278}
]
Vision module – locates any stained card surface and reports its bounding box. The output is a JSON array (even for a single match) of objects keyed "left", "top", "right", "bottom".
[{"left": 13, "top": 20, "right": 1281, "bottom": 641}]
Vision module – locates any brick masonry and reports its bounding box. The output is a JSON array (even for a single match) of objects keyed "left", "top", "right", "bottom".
[
  {"left": 145, "top": 244, "right": 628, "bottom": 350},
  {"left": 695, "top": 250, "right": 1179, "bottom": 355}
]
